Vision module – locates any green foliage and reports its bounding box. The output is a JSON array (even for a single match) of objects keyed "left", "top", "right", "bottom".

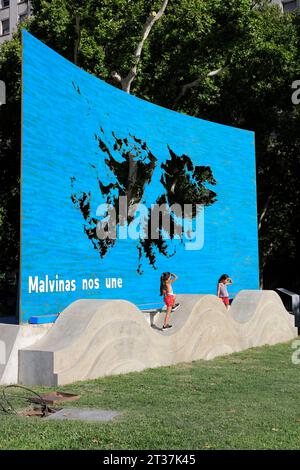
[
  {"left": 0, "top": 35, "right": 21, "bottom": 294},
  {"left": 0, "top": 342, "right": 300, "bottom": 449},
  {"left": 0, "top": 0, "right": 299, "bottom": 292}
]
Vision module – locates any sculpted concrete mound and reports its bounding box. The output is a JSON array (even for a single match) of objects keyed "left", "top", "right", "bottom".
[{"left": 18, "top": 291, "right": 297, "bottom": 386}]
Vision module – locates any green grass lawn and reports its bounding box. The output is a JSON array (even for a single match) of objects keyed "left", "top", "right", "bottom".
[{"left": 0, "top": 341, "right": 300, "bottom": 450}]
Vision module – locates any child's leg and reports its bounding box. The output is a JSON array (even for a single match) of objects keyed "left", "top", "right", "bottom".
[
  {"left": 172, "top": 294, "right": 176, "bottom": 307},
  {"left": 163, "top": 306, "right": 172, "bottom": 327}
]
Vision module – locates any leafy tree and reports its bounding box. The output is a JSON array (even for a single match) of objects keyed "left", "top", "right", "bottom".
[
  {"left": 1, "top": 0, "right": 300, "bottom": 306},
  {"left": 0, "top": 35, "right": 21, "bottom": 310}
]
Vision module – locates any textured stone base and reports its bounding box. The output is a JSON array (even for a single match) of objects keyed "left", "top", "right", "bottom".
[
  {"left": 18, "top": 290, "right": 298, "bottom": 386},
  {"left": 0, "top": 322, "right": 52, "bottom": 384},
  {"left": 44, "top": 408, "right": 121, "bottom": 422}
]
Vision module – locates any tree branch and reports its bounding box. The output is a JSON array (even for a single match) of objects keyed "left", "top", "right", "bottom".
[
  {"left": 112, "top": 0, "right": 169, "bottom": 94},
  {"left": 174, "top": 65, "right": 228, "bottom": 105},
  {"left": 258, "top": 192, "right": 274, "bottom": 231},
  {"left": 111, "top": 71, "right": 122, "bottom": 83}
]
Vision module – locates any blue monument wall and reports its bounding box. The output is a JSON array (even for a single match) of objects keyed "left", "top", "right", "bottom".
[{"left": 21, "top": 30, "right": 259, "bottom": 323}]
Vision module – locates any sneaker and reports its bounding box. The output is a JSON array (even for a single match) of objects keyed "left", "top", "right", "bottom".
[
  {"left": 172, "top": 303, "right": 180, "bottom": 312},
  {"left": 162, "top": 324, "right": 172, "bottom": 330}
]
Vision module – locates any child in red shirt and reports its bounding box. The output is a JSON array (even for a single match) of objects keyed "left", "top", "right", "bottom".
[{"left": 160, "top": 272, "right": 180, "bottom": 330}]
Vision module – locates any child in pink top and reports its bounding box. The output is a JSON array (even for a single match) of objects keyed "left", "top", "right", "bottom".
[{"left": 217, "top": 274, "right": 233, "bottom": 309}]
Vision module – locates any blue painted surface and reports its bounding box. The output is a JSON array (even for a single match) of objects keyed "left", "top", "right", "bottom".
[
  {"left": 21, "top": 31, "right": 259, "bottom": 323},
  {"left": 29, "top": 314, "right": 59, "bottom": 324}
]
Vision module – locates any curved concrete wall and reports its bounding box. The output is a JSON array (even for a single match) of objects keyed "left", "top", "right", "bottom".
[{"left": 18, "top": 290, "right": 297, "bottom": 386}]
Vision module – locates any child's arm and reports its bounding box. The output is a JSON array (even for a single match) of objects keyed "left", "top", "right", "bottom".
[
  {"left": 227, "top": 278, "right": 233, "bottom": 285},
  {"left": 170, "top": 273, "right": 178, "bottom": 283},
  {"left": 217, "top": 283, "right": 221, "bottom": 297}
]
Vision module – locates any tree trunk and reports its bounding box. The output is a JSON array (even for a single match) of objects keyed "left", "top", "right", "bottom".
[
  {"left": 111, "top": 0, "right": 169, "bottom": 94},
  {"left": 258, "top": 192, "right": 273, "bottom": 232},
  {"left": 74, "top": 15, "right": 81, "bottom": 65}
]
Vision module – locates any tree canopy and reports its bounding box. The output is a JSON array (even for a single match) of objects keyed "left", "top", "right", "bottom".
[{"left": 0, "top": 0, "right": 299, "bottom": 307}]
